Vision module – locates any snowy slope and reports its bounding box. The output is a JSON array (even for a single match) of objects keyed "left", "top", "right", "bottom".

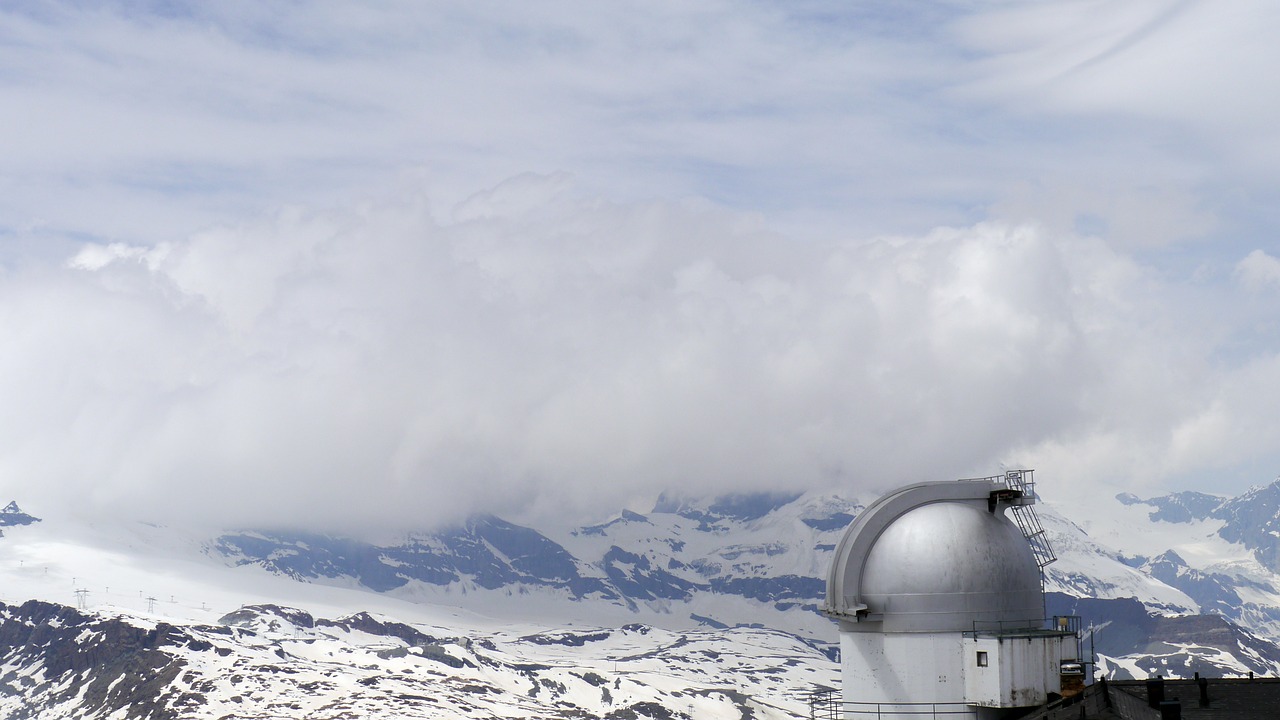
[
  {"left": 212, "top": 491, "right": 859, "bottom": 641},
  {"left": 0, "top": 511, "right": 836, "bottom": 719},
  {"left": 1043, "top": 487, "right": 1280, "bottom": 640},
  {"left": 0, "top": 600, "right": 836, "bottom": 719},
  {"left": 1037, "top": 502, "right": 1199, "bottom": 613},
  {"left": 208, "top": 487, "right": 1259, "bottom": 644}
]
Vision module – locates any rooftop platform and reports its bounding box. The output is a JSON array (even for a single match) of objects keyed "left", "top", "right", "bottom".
[{"left": 1022, "top": 676, "right": 1280, "bottom": 720}]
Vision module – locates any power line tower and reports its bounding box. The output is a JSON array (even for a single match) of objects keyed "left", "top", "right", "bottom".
[
  {"left": 145, "top": 596, "right": 157, "bottom": 613},
  {"left": 74, "top": 589, "right": 89, "bottom": 610}
]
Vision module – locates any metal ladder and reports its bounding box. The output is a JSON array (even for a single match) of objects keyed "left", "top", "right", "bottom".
[{"left": 1002, "top": 470, "right": 1057, "bottom": 569}]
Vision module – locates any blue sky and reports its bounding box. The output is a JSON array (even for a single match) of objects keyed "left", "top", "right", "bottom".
[{"left": 1, "top": 1, "right": 1279, "bottom": 531}]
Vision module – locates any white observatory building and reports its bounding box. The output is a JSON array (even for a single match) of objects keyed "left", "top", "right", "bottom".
[{"left": 821, "top": 471, "right": 1081, "bottom": 719}]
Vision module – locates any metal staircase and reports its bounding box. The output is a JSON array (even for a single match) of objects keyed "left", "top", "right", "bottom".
[{"left": 1000, "top": 469, "right": 1056, "bottom": 569}]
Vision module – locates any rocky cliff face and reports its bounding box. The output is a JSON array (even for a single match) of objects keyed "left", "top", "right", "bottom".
[
  {"left": 1046, "top": 593, "right": 1280, "bottom": 679},
  {"left": 0, "top": 599, "right": 208, "bottom": 719}
]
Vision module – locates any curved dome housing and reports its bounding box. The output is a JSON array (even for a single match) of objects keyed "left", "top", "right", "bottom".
[{"left": 825, "top": 480, "right": 1044, "bottom": 633}]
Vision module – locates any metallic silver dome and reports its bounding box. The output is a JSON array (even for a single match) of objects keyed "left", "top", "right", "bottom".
[
  {"left": 860, "top": 501, "right": 1042, "bottom": 631},
  {"left": 824, "top": 480, "right": 1044, "bottom": 633}
]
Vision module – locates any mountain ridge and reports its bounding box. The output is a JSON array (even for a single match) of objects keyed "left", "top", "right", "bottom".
[
  {"left": 208, "top": 480, "right": 1280, "bottom": 680},
  {"left": 4, "top": 480, "right": 1280, "bottom": 718}
]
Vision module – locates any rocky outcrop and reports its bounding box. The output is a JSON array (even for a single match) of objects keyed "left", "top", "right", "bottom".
[
  {"left": 0, "top": 501, "right": 40, "bottom": 530},
  {"left": 0, "top": 600, "right": 209, "bottom": 719}
]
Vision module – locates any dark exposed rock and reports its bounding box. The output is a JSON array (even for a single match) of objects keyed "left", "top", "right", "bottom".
[
  {"left": 689, "top": 614, "right": 729, "bottom": 630},
  {"left": 801, "top": 513, "right": 855, "bottom": 532},
  {"left": 219, "top": 604, "right": 315, "bottom": 630},
  {"left": 1046, "top": 592, "right": 1280, "bottom": 678},
  {"left": 316, "top": 611, "right": 437, "bottom": 647},
  {"left": 1113, "top": 490, "right": 1225, "bottom": 524},
  {"left": 1213, "top": 483, "right": 1280, "bottom": 571},
  {"left": 1142, "top": 551, "right": 1244, "bottom": 614},
  {"left": 0, "top": 600, "right": 200, "bottom": 719},
  {"left": 578, "top": 510, "right": 652, "bottom": 536},
  {"left": 0, "top": 501, "right": 40, "bottom": 528},
  {"left": 419, "top": 644, "right": 474, "bottom": 669},
  {"left": 216, "top": 516, "right": 615, "bottom": 599},
  {"left": 601, "top": 546, "right": 702, "bottom": 601},
  {"left": 605, "top": 701, "right": 678, "bottom": 720},
  {"left": 689, "top": 688, "right": 757, "bottom": 720},
  {"left": 1148, "top": 491, "right": 1224, "bottom": 523},
  {"left": 522, "top": 630, "right": 611, "bottom": 647},
  {"left": 707, "top": 576, "right": 824, "bottom": 603}
]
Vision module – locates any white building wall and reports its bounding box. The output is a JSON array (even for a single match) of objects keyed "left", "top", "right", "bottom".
[
  {"left": 962, "top": 635, "right": 1069, "bottom": 708},
  {"left": 841, "top": 631, "right": 968, "bottom": 710},
  {"left": 963, "top": 637, "right": 1002, "bottom": 707},
  {"left": 845, "top": 631, "right": 1073, "bottom": 717}
]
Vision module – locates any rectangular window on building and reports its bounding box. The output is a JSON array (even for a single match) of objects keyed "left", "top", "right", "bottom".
[{"left": 976, "top": 651, "right": 988, "bottom": 667}]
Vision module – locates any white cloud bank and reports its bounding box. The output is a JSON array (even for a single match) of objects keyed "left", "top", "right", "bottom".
[
  {"left": 2, "top": 174, "right": 1278, "bottom": 533},
  {"left": 2, "top": 3, "right": 1280, "bottom": 532}
]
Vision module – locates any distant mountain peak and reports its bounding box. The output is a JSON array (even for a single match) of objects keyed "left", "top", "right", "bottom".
[
  {"left": 1113, "top": 490, "right": 1224, "bottom": 524},
  {"left": 0, "top": 502, "right": 39, "bottom": 528},
  {"left": 651, "top": 490, "right": 803, "bottom": 522},
  {"left": 1116, "top": 492, "right": 1143, "bottom": 506},
  {"left": 1148, "top": 549, "right": 1188, "bottom": 567}
]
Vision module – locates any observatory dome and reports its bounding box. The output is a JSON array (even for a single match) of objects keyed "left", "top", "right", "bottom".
[
  {"left": 824, "top": 481, "right": 1047, "bottom": 634},
  {"left": 859, "top": 501, "right": 1042, "bottom": 631}
]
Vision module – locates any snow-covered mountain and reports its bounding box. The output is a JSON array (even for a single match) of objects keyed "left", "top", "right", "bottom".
[
  {"left": 0, "top": 600, "right": 832, "bottom": 719},
  {"left": 213, "top": 491, "right": 857, "bottom": 642},
  {"left": 6, "top": 480, "right": 1280, "bottom": 716},
  {"left": 1047, "top": 484, "right": 1280, "bottom": 642},
  {"left": 0, "top": 502, "right": 39, "bottom": 532},
  {"left": 209, "top": 483, "right": 1280, "bottom": 680},
  {"left": 0, "top": 504, "right": 836, "bottom": 719}
]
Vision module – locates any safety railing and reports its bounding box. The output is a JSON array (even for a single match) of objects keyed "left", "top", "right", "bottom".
[
  {"left": 964, "top": 615, "right": 1079, "bottom": 637},
  {"left": 844, "top": 702, "right": 977, "bottom": 718},
  {"left": 807, "top": 689, "right": 979, "bottom": 720}
]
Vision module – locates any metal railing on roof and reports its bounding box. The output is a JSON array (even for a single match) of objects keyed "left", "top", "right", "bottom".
[
  {"left": 962, "top": 615, "right": 1081, "bottom": 639},
  {"left": 807, "top": 688, "right": 981, "bottom": 720}
]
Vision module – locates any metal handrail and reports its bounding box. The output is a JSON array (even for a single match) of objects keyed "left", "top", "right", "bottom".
[
  {"left": 807, "top": 689, "right": 982, "bottom": 720},
  {"left": 841, "top": 701, "right": 978, "bottom": 718},
  {"left": 967, "top": 616, "right": 1048, "bottom": 633}
]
